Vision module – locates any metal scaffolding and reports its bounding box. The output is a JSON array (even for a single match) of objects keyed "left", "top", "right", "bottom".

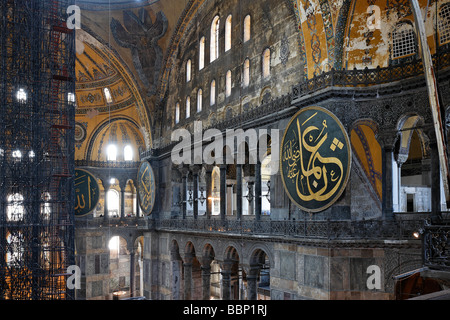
[{"left": 0, "top": 0, "right": 76, "bottom": 299}]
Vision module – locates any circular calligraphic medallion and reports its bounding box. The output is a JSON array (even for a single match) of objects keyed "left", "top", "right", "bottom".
[
  {"left": 280, "top": 106, "right": 351, "bottom": 212},
  {"left": 75, "top": 169, "right": 100, "bottom": 217},
  {"left": 74, "top": 122, "right": 87, "bottom": 143},
  {"left": 137, "top": 160, "right": 156, "bottom": 215}
]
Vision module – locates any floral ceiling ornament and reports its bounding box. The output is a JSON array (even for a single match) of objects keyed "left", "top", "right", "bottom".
[{"left": 111, "top": 9, "right": 168, "bottom": 96}]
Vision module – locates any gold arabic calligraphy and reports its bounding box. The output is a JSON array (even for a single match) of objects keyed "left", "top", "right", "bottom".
[
  {"left": 74, "top": 170, "right": 98, "bottom": 215},
  {"left": 283, "top": 111, "right": 344, "bottom": 202}
]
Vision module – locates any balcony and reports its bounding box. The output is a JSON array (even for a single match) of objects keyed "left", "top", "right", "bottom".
[{"left": 423, "top": 220, "right": 450, "bottom": 271}]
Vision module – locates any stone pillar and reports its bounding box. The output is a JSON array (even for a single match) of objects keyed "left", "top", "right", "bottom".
[
  {"left": 220, "top": 165, "right": 227, "bottom": 220},
  {"left": 200, "top": 263, "right": 211, "bottom": 300},
  {"left": 180, "top": 166, "right": 189, "bottom": 219},
  {"left": 220, "top": 261, "right": 232, "bottom": 300},
  {"left": 183, "top": 255, "right": 193, "bottom": 300},
  {"left": 102, "top": 179, "right": 110, "bottom": 221},
  {"left": 255, "top": 161, "right": 262, "bottom": 220},
  {"left": 205, "top": 165, "right": 213, "bottom": 219},
  {"left": 119, "top": 180, "right": 126, "bottom": 219},
  {"left": 130, "top": 250, "right": 135, "bottom": 297},
  {"left": 236, "top": 164, "right": 243, "bottom": 219},
  {"left": 191, "top": 165, "right": 200, "bottom": 219},
  {"left": 226, "top": 181, "right": 234, "bottom": 216},
  {"left": 246, "top": 268, "right": 259, "bottom": 300},
  {"left": 379, "top": 133, "right": 396, "bottom": 220}
]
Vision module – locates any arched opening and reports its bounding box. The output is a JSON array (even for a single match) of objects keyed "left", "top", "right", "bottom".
[
  {"left": 133, "top": 236, "right": 144, "bottom": 297},
  {"left": 6, "top": 231, "right": 24, "bottom": 267},
  {"left": 210, "top": 80, "right": 216, "bottom": 106},
  {"left": 186, "top": 96, "right": 191, "bottom": 119},
  {"left": 199, "top": 36, "right": 205, "bottom": 70},
  {"left": 243, "top": 58, "right": 250, "bottom": 88},
  {"left": 184, "top": 242, "right": 202, "bottom": 300},
  {"left": 243, "top": 15, "right": 251, "bottom": 43},
  {"left": 107, "top": 144, "right": 117, "bottom": 161},
  {"left": 249, "top": 249, "right": 271, "bottom": 300},
  {"left": 170, "top": 240, "right": 184, "bottom": 300},
  {"left": 210, "top": 16, "right": 220, "bottom": 62},
  {"left": 225, "top": 15, "right": 232, "bottom": 52},
  {"left": 7, "top": 193, "right": 24, "bottom": 221},
  {"left": 124, "top": 145, "right": 133, "bottom": 161},
  {"left": 222, "top": 246, "right": 240, "bottom": 300},
  {"left": 226, "top": 70, "right": 232, "bottom": 97},
  {"left": 109, "top": 236, "right": 129, "bottom": 296},
  {"left": 197, "top": 89, "right": 203, "bottom": 112},
  {"left": 175, "top": 102, "right": 180, "bottom": 124},
  {"left": 186, "top": 59, "right": 192, "bottom": 82},
  {"left": 107, "top": 189, "right": 120, "bottom": 217},
  {"left": 262, "top": 48, "right": 271, "bottom": 78}
]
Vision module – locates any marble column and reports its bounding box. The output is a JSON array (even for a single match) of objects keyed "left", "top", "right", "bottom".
[
  {"left": 183, "top": 255, "right": 193, "bottom": 300},
  {"left": 220, "top": 165, "right": 227, "bottom": 220},
  {"left": 379, "top": 133, "right": 396, "bottom": 220},
  {"left": 180, "top": 166, "right": 189, "bottom": 219},
  {"left": 191, "top": 165, "right": 200, "bottom": 219},
  {"left": 205, "top": 165, "right": 213, "bottom": 219},
  {"left": 130, "top": 250, "right": 135, "bottom": 297},
  {"left": 200, "top": 263, "right": 212, "bottom": 300},
  {"left": 119, "top": 180, "right": 126, "bottom": 219},
  {"left": 246, "top": 271, "right": 258, "bottom": 300},
  {"left": 236, "top": 164, "right": 243, "bottom": 219},
  {"left": 255, "top": 161, "right": 262, "bottom": 220},
  {"left": 220, "top": 261, "right": 232, "bottom": 300},
  {"left": 102, "top": 179, "right": 110, "bottom": 221}
]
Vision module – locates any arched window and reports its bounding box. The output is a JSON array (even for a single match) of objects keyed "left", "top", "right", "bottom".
[
  {"left": 186, "top": 59, "right": 192, "bottom": 82},
  {"left": 12, "top": 150, "right": 22, "bottom": 161},
  {"left": 186, "top": 96, "right": 191, "bottom": 119},
  {"left": 68, "top": 92, "right": 76, "bottom": 103},
  {"left": 104, "top": 87, "right": 113, "bottom": 104},
  {"left": 225, "top": 15, "right": 232, "bottom": 52},
  {"left": 6, "top": 232, "right": 24, "bottom": 267},
  {"left": 7, "top": 193, "right": 24, "bottom": 221},
  {"left": 210, "top": 80, "right": 216, "bottom": 106},
  {"left": 243, "top": 58, "right": 250, "bottom": 87},
  {"left": 41, "top": 192, "right": 51, "bottom": 220},
  {"left": 197, "top": 89, "right": 203, "bottom": 112},
  {"left": 107, "top": 189, "right": 120, "bottom": 217},
  {"left": 124, "top": 145, "right": 133, "bottom": 161},
  {"left": 392, "top": 22, "right": 416, "bottom": 59},
  {"left": 439, "top": 3, "right": 450, "bottom": 45},
  {"left": 226, "top": 70, "right": 232, "bottom": 97},
  {"left": 243, "top": 15, "right": 251, "bottom": 43},
  {"left": 16, "top": 88, "right": 27, "bottom": 103},
  {"left": 107, "top": 144, "right": 117, "bottom": 161},
  {"left": 199, "top": 36, "right": 205, "bottom": 70},
  {"left": 175, "top": 102, "right": 180, "bottom": 124},
  {"left": 210, "top": 16, "right": 220, "bottom": 62},
  {"left": 262, "top": 48, "right": 271, "bottom": 78}
]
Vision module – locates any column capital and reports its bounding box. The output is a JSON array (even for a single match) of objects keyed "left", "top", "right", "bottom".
[
  {"left": 190, "top": 164, "right": 201, "bottom": 174},
  {"left": 376, "top": 130, "right": 398, "bottom": 149}
]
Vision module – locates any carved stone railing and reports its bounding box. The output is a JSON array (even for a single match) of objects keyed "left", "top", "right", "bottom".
[
  {"left": 423, "top": 221, "right": 450, "bottom": 271},
  {"left": 292, "top": 50, "right": 450, "bottom": 100},
  {"left": 75, "top": 159, "right": 140, "bottom": 168},
  {"left": 148, "top": 218, "right": 423, "bottom": 241},
  {"left": 74, "top": 216, "right": 148, "bottom": 229}
]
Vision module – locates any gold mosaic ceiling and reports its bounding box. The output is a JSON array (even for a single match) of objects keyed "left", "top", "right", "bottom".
[{"left": 75, "top": 41, "right": 135, "bottom": 115}]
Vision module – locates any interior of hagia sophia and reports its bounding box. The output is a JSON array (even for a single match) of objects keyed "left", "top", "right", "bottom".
[{"left": 2, "top": 0, "right": 450, "bottom": 301}]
